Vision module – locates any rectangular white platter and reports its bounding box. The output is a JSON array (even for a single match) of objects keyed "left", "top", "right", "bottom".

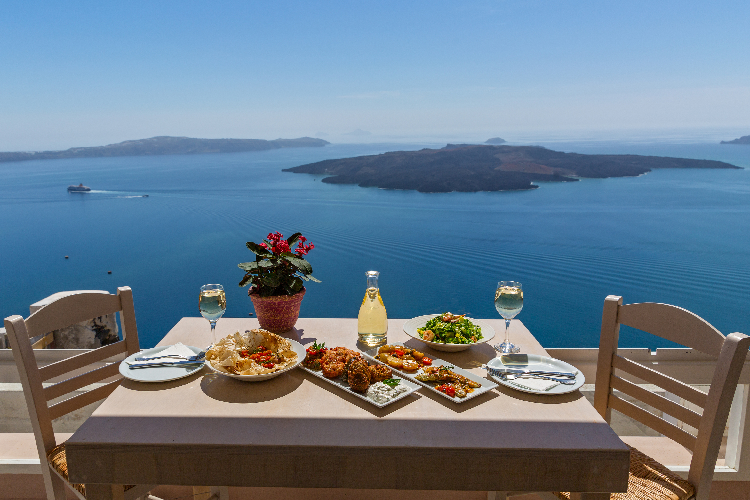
[
  {"left": 362, "top": 343, "right": 498, "bottom": 404},
  {"left": 299, "top": 364, "right": 420, "bottom": 408}
]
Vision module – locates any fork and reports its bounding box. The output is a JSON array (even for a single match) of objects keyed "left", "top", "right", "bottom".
[{"left": 134, "top": 350, "right": 207, "bottom": 362}]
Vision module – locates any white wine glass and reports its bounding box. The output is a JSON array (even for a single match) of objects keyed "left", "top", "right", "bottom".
[
  {"left": 199, "top": 284, "right": 226, "bottom": 345},
  {"left": 493, "top": 281, "right": 523, "bottom": 354}
]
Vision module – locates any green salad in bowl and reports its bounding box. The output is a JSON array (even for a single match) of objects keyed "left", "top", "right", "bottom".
[{"left": 418, "top": 313, "right": 483, "bottom": 344}]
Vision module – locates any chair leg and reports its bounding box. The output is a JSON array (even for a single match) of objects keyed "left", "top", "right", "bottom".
[
  {"left": 211, "top": 486, "right": 229, "bottom": 500},
  {"left": 488, "top": 492, "right": 508, "bottom": 500},
  {"left": 193, "top": 486, "right": 228, "bottom": 500},
  {"left": 42, "top": 464, "right": 68, "bottom": 500}
]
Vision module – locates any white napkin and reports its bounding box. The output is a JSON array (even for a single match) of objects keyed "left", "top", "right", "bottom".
[
  {"left": 504, "top": 376, "right": 559, "bottom": 392},
  {"left": 126, "top": 343, "right": 197, "bottom": 367}
]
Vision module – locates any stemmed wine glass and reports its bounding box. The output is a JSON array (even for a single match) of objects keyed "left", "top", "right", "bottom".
[
  {"left": 199, "top": 284, "right": 226, "bottom": 345},
  {"left": 493, "top": 281, "right": 523, "bottom": 354}
]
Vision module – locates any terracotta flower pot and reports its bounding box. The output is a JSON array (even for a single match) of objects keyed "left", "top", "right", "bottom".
[{"left": 249, "top": 288, "right": 306, "bottom": 333}]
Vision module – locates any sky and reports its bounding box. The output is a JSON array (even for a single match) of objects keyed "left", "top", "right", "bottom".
[{"left": 1, "top": 0, "right": 749, "bottom": 150}]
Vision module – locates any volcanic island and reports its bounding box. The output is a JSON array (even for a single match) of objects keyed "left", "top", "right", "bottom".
[{"left": 283, "top": 144, "right": 741, "bottom": 193}]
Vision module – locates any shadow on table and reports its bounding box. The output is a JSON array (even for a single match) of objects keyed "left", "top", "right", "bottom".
[
  {"left": 494, "top": 384, "right": 586, "bottom": 405},
  {"left": 121, "top": 367, "right": 208, "bottom": 392},
  {"left": 200, "top": 370, "right": 304, "bottom": 404}
]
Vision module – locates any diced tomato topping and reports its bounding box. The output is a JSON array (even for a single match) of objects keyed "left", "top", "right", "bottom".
[
  {"left": 436, "top": 384, "right": 456, "bottom": 397},
  {"left": 263, "top": 363, "right": 275, "bottom": 368},
  {"left": 394, "top": 349, "right": 405, "bottom": 357},
  {"left": 421, "top": 357, "right": 432, "bottom": 366},
  {"left": 240, "top": 350, "right": 250, "bottom": 358}
]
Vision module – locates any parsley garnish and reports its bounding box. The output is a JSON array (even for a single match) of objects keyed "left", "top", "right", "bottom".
[{"left": 383, "top": 378, "right": 401, "bottom": 387}]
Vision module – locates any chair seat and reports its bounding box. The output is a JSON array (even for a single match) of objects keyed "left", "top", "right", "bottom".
[
  {"left": 47, "top": 442, "right": 135, "bottom": 498},
  {"left": 555, "top": 445, "right": 695, "bottom": 500}
]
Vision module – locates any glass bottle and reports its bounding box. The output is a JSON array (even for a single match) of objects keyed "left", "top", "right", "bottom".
[{"left": 357, "top": 270, "right": 387, "bottom": 347}]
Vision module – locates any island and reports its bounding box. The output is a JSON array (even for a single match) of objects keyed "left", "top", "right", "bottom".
[
  {"left": 721, "top": 135, "right": 750, "bottom": 145},
  {"left": 0, "top": 136, "right": 329, "bottom": 163},
  {"left": 485, "top": 137, "right": 507, "bottom": 144},
  {"left": 283, "top": 144, "right": 741, "bottom": 193}
]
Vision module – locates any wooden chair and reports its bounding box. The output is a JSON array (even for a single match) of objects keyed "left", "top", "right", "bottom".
[
  {"left": 4, "top": 287, "right": 157, "bottom": 500},
  {"left": 556, "top": 295, "right": 750, "bottom": 500}
]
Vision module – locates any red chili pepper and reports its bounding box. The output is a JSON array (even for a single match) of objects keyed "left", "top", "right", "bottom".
[{"left": 421, "top": 357, "right": 432, "bottom": 366}]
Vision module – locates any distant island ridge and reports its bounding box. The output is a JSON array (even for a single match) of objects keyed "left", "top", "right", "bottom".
[
  {"left": 283, "top": 144, "right": 741, "bottom": 193},
  {"left": 721, "top": 135, "right": 750, "bottom": 145},
  {"left": 485, "top": 137, "right": 507, "bottom": 144},
  {"left": 0, "top": 136, "right": 329, "bottom": 163}
]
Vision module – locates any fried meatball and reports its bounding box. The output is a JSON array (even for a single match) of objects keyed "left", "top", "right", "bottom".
[
  {"left": 346, "top": 357, "right": 371, "bottom": 392},
  {"left": 369, "top": 364, "right": 393, "bottom": 383}
]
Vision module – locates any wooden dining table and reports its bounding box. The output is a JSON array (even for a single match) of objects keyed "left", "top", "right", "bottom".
[{"left": 65, "top": 318, "right": 629, "bottom": 499}]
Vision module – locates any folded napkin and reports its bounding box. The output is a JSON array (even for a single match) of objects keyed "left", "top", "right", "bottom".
[
  {"left": 504, "top": 375, "right": 559, "bottom": 392},
  {"left": 126, "top": 343, "right": 197, "bottom": 368}
]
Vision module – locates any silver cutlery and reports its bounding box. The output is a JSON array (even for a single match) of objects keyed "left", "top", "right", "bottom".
[
  {"left": 483, "top": 365, "right": 577, "bottom": 379},
  {"left": 128, "top": 358, "right": 206, "bottom": 369},
  {"left": 501, "top": 373, "right": 577, "bottom": 385},
  {"left": 134, "top": 350, "right": 207, "bottom": 362}
]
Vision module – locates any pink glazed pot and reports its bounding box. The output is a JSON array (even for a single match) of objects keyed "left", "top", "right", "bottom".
[{"left": 249, "top": 288, "right": 306, "bottom": 333}]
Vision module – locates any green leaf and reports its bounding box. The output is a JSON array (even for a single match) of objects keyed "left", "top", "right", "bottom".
[
  {"left": 238, "top": 261, "right": 259, "bottom": 271},
  {"left": 261, "top": 272, "right": 280, "bottom": 287},
  {"left": 284, "top": 255, "right": 312, "bottom": 274},
  {"left": 286, "top": 232, "right": 302, "bottom": 246},
  {"left": 289, "top": 278, "right": 303, "bottom": 293},
  {"left": 239, "top": 274, "right": 254, "bottom": 287},
  {"left": 246, "top": 241, "right": 272, "bottom": 256},
  {"left": 306, "top": 275, "right": 321, "bottom": 283},
  {"left": 257, "top": 259, "right": 275, "bottom": 268}
]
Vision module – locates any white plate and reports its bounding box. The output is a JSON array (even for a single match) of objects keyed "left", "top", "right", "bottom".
[
  {"left": 300, "top": 363, "right": 420, "bottom": 408},
  {"left": 120, "top": 345, "right": 205, "bottom": 383},
  {"left": 363, "top": 343, "right": 498, "bottom": 403},
  {"left": 403, "top": 314, "right": 495, "bottom": 352},
  {"left": 204, "top": 339, "right": 306, "bottom": 382},
  {"left": 486, "top": 354, "right": 585, "bottom": 395}
]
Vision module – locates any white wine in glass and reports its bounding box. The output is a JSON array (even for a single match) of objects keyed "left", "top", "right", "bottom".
[
  {"left": 493, "top": 281, "right": 523, "bottom": 354},
  {"left": 199, "top": 284, "right": 226, "bottom": 345}
]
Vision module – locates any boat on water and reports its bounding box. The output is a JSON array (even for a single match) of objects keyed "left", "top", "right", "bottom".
[{"left": 68, "top": 183, "right": 91, "bottom": 192}]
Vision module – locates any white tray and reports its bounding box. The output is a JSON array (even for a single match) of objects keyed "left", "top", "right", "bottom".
[
  {"left": 486, "top": 354, "right": 585, "bottom": 395},
  {"left": 300, "top": 363, "right": 420, "bottom": 408},
  {"left": 363, "top": 343, "right": 498, "bottom": 403}
]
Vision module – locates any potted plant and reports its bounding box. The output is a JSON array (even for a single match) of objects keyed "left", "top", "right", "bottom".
[{"left": 239, "top": 232, "right": 320, "bottom": 332}]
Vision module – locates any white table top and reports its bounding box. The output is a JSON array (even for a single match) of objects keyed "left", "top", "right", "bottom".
[{"left": 65, "top": 317, "right": 629, "bottom": 496}]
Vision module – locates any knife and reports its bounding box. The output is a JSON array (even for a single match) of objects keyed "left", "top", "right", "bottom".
[
  {"left": 484, "top": 365, "right": 577, "bottom": 379},
  {"left": 128, "top": 359, "right": 205, "bottom": 369}
]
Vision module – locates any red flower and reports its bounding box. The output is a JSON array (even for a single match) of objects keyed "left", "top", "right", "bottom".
[
  {"left": 298, "top": 236, "right": 307, "bottom": 243},
  {"left": 273, "top": 240, "right": 291, "bottom": 254},
  {"left": 267, "top": 232, "right": 283, "bottom": 243},
  {"left": 295, "top": 241, "right": 314, "bottom": 256},
  {"left": 259, "top": 242, "right": 268, "bottom": 249}
]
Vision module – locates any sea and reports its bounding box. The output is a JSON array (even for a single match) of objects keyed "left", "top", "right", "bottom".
[{"left": 1, "top": 140, "right": 748, "bottom": 349}]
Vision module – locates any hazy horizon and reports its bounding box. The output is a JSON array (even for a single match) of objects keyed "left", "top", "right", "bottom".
[{"left": 2, "top": 1, "right": 748, "bottom": 151}]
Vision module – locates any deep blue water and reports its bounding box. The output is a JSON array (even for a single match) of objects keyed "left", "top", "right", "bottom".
[{"left": 1, "top": 141, "right": 748, "bottom": 349}]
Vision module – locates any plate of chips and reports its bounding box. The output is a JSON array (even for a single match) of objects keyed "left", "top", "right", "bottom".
[{"left": 205, "top": 329, "right": 305, "bottom": 381}]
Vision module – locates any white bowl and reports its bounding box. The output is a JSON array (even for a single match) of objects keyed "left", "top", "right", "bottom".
[
  {"left": 205, "top": 338, "right": 306, "bottom": 381},
  {"left": 402, "top": 314, "right": 495, "bottom": 352}
]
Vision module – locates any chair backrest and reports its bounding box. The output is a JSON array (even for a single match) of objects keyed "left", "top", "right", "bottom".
[
  {"left": 3, "top": 287, "right": 141, "bottom": 459},
  {"left": 593, "top": 295, "right": 750, "bottom": 500}
]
